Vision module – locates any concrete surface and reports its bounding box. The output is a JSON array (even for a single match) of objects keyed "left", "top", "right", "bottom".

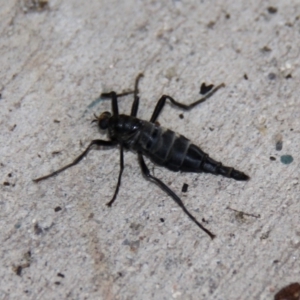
[{"left": 1, "top": 0, "right": 300, "bottom": 299}]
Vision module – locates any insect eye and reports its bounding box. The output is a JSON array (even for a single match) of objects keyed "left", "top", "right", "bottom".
[{"left": 98, "top": 111, "right": 111, "bottom": 129}]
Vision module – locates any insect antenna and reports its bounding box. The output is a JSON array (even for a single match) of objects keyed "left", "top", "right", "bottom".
[{"left": 91, "top": 113, "right": 99, "bottom": 124}]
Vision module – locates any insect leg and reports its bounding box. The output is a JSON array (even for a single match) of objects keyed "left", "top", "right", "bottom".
[
  {"left": 33, "top": 140, "right": 117, "bottom": 182},
  {"left": 138, "top": 153, "right": 216, "bottom": 239},
  {"left": 106, "top": 144, "right": 124, "bottom": 207},
  {"left": 101, "top": 90, "right": 136, "bottom": 116},
  {"left": 131, "top": 73, "right": 144, "bottom": 117},
  {"left": 150, "top": 83, "right": 225, "bottom": 123},
  {"left": 100, "top": 91, "right": 119, "bottom": 116},
  {"left": 101, "top": 75, "right": 143, "bottom": 117}
]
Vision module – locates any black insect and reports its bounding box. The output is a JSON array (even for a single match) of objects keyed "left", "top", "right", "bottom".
[{"left": 33, "top": 74, "right": 249, "bottom": 239}]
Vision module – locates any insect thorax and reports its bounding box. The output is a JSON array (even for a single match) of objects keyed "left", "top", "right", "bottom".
[{"left": 108, "top": 115, "right": 143, "bottom": 145}]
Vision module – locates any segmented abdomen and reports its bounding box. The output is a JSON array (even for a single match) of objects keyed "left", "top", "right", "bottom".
[
  {"left": 130, "top": 120, "right": 249, "bottom": 181},
  {"left": 130, "top": 121, "right": 206, "bottom": 171}
]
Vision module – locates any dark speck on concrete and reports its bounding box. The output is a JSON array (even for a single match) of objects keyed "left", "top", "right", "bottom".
[
  {"left": 182, "top": 183, "right": 189, "bottom": 193},
  {"left": 276, "top": 141, "right": 283, "bottom": 151},
  {"left": 267, "top": 6, "right": 278, "bottom": 14},
  {"left": 34, "top": 223, "right": 43, "bottom": 235},
  {"left": 14, "top": 223, "right": 22, "bottom": 229},
  {"left": 54, "top": 206, "right": 62, "bottom": 212},
  {"left": 268, "top": 73, "right": 276, "bottom": 80},
  {"left": 200, "top": 83, "right": 214, "bottom": 95},
  {"left": 274, "top": 134, "right": 283, "bottom": 151},
  {"left": 261, "top": 46, "right": 272, "bottom": 52},
  {"left": 15, "top": 266, "right": 22, "bottom": 276}
]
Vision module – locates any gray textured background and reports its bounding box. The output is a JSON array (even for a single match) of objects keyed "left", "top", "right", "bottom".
[{"left": 1, "top": 0, "right": 300, "bottom": 299}]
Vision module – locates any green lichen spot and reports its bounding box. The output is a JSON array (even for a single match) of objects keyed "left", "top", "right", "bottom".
[{"left": 280, "top": 155, "right": 293, "bottom": 164}]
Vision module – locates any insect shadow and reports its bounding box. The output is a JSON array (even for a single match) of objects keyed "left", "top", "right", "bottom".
[{"left": 33, "top": 74, "right": 249, "bottom": 239}]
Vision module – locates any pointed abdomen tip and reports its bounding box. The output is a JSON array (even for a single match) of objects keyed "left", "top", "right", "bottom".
[{"left": 231, "top": 170, "right": 250, "bottom": 181}]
